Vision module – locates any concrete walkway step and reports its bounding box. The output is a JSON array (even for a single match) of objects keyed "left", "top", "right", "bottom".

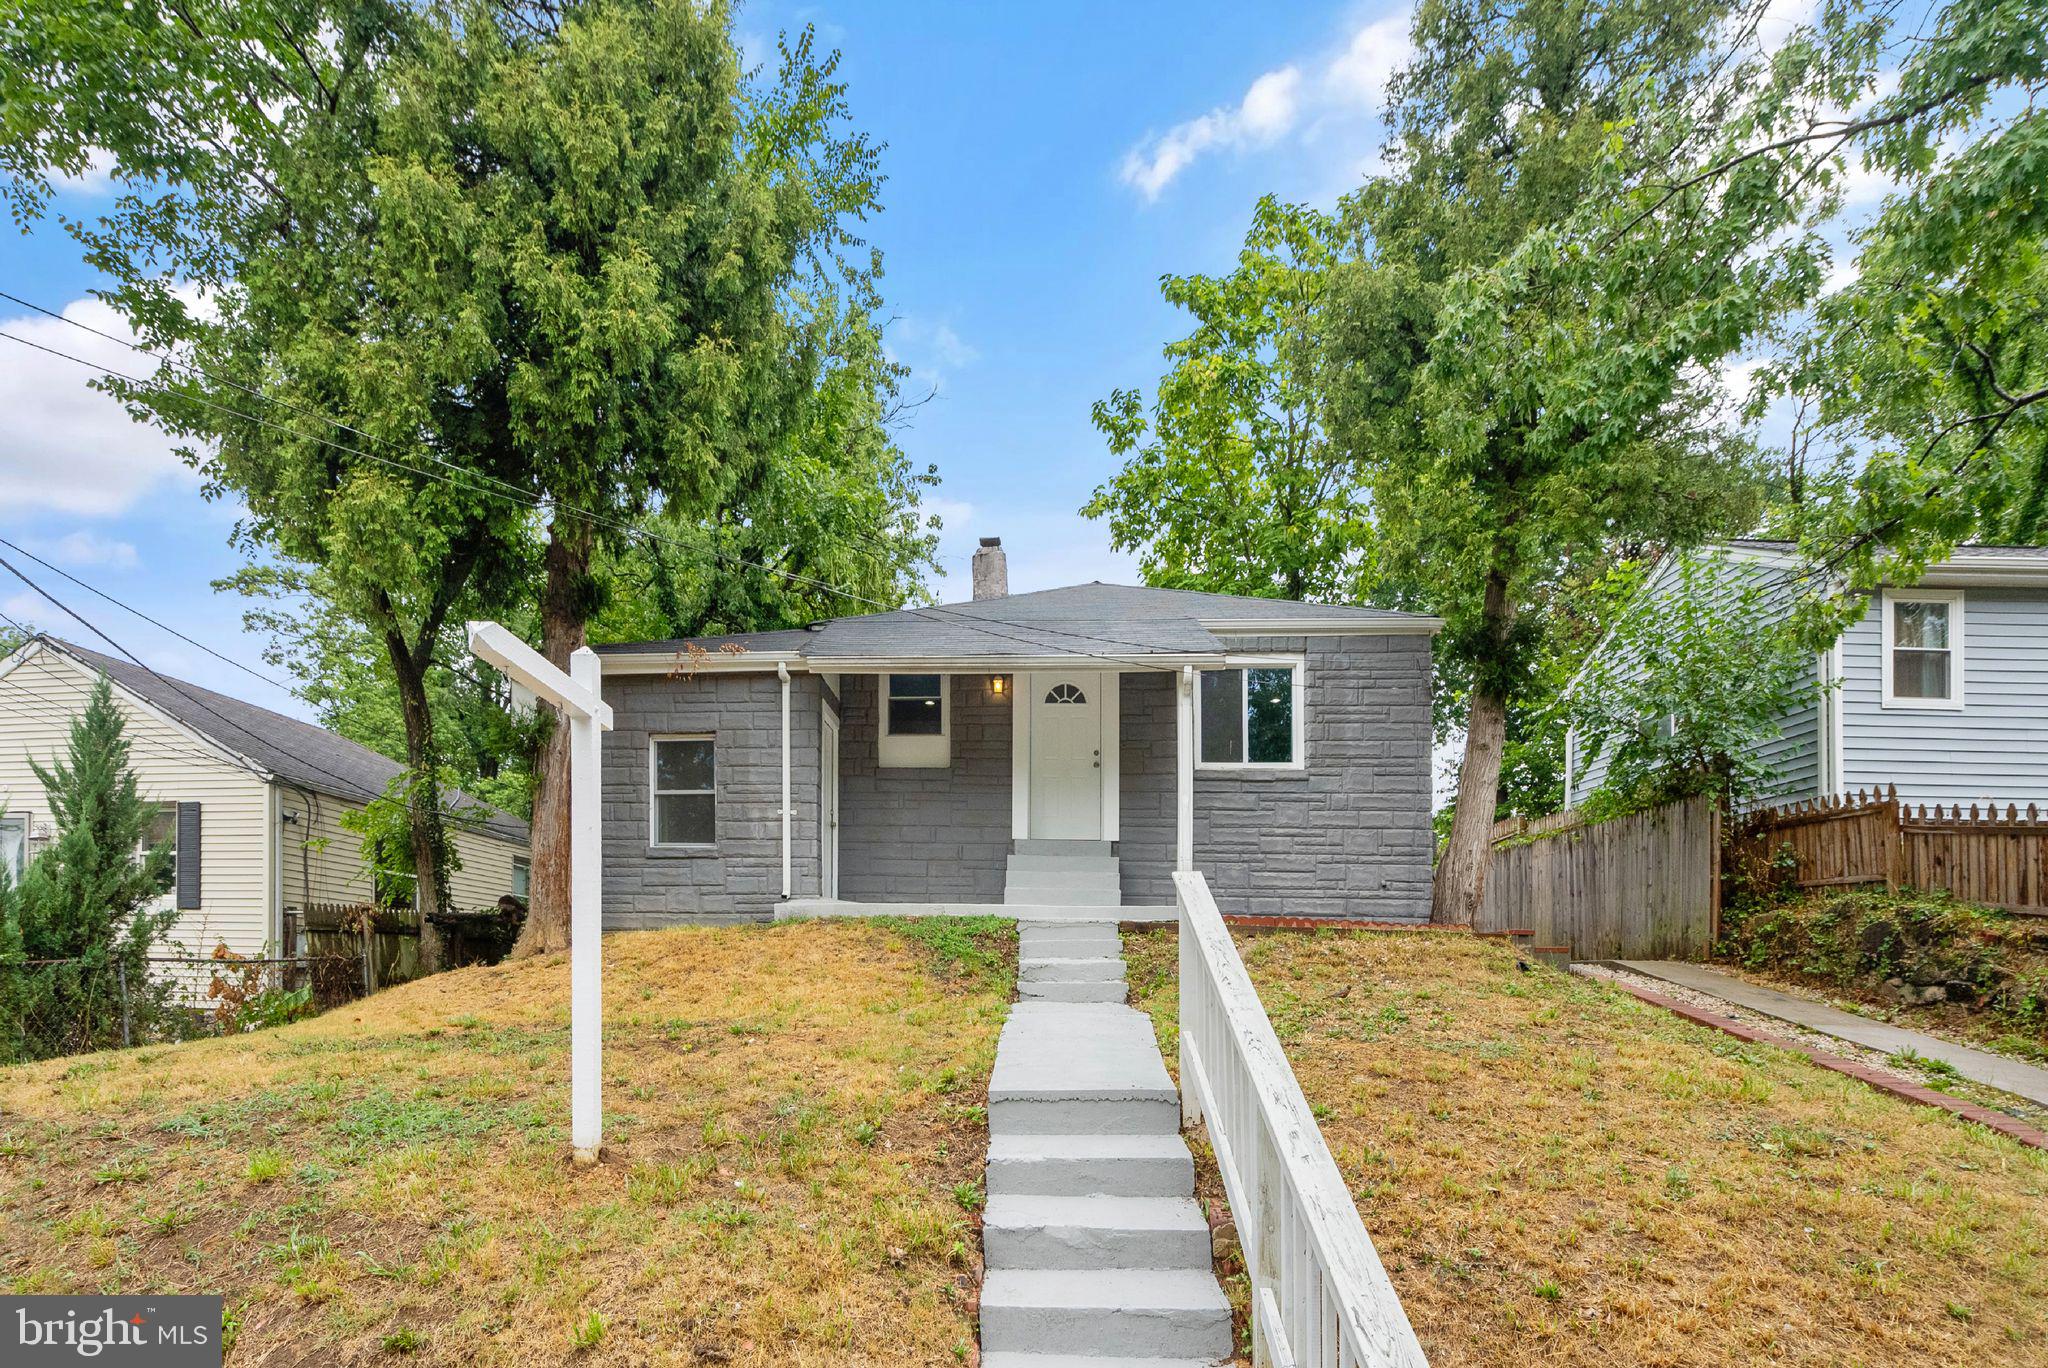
[
  {"left": 1006, "top": 887, "right": 1126, "bottom": 907},
  {"left": 983, "top": 1354, "right": 1225, "bottom": 1368},
  {"left": 985, "top": 1195, "right": 1209, "bottom": 1270},
  {"left": 1019, "top": 957, "right": 1125, "bottom": 984},
  {"left": 980, "top": 1269, "right": 1232, "bottom": 1361},
  {"left": 989, "top": 1003, "right": 1179, "bottom": 1134},
  {"left": 1013, "top": 839, "right": 1115, "bottom": 857},
  {"left": 1019, "top": 979, "right": 1128, "bottom": 1004},
  {"left": 986, "top": 1133, "right": 1196, "bottom": 1199},
  {"left": 1008, "top": 852, "right": 1123, "bottom": 873},
  {"left": 1021, "top": 929, "right": 1123, "bottom": 959},
  {"left": 1618, "top": 960, "right": 2048, "bottom": 1107}
]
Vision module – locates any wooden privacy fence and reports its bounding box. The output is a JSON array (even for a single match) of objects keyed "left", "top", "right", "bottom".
[
  {"left": 287, "top": 903, "right": 421, "bottom": 995},
  {"left": 1476, "top": 795, "right": 1720, "bottom": 961},
  {"left": 1734, "top": 784, "right": 2048, "bottom": 914}
]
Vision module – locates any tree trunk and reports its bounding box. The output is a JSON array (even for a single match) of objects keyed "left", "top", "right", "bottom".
[
  {"left": 1432, "top": 685, "right": 1508, "bottom": 925},
  {"left": 387, "top": 638, "right": 449, "bottom": 973},
  {"left": 511, "top": 517, "right": 594, "bottom": 957},
  {"left": 1431, "top": 572, "right": 1516, "bottom": 925}
]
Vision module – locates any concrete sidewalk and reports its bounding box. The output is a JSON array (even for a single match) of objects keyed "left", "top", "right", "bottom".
[{"left": 1619, "top": 960, "right": 2048, "bottom": 1108}]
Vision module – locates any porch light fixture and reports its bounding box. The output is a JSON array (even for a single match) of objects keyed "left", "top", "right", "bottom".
[{"left": 990, "top": 674, "right": 1007, "bottom": 696}]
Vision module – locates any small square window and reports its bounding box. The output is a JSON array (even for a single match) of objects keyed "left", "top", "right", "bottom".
[
  {"left": 1884, "top": 593, "right": 1963, "bottom": 708},
  {"left": 886, "top": 674, "right": 945, "bottom": 736},
  {"left": 651, "top": 737, "right": 716, "bottom": 846}
]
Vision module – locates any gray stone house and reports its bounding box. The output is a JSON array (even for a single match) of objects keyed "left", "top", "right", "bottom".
[{"left": 593, "top": 539, "right": 1439, "bottom": 925}]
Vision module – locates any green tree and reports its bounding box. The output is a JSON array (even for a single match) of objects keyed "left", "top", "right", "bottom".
[
  {"left": 1567, "top": 555, "right": 1825, "bottom": 817},
  {"left": 1773, "top": 0, "right": 2048, "bottom": 580},
  {"left": 1326, "top": 0, "right": 1828, "bottom": 921},
  {"left": 0, "top": 677, "right": 175, "bottom": 1061},
  {"left": 1085, "top": 198, "right": 1372, "bottom": 602},
  {"left": 3, "top": 2, "right": 920, "bottom": 957}
]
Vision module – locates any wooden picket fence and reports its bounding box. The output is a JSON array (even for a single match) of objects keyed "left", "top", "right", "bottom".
[
  {"left": 1477, "top": 795, "right": 1720, "bottom": 960},
  {"left": 1733, "top": 784, "right": 2048, "bottom": 915}
]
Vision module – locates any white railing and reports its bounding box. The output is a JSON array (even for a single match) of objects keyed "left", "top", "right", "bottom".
[{"left": 1174, "top": 870, "right": 1428, "bottom": 1368}]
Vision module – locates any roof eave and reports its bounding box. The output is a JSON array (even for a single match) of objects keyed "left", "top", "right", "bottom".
[{"left": 1201, "top": 616, "right": 1444, "bottom": 636}]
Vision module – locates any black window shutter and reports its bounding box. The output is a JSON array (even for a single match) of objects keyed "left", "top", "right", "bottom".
[{"left": 175, "top": 801, "right": 202, "bottom": 909}]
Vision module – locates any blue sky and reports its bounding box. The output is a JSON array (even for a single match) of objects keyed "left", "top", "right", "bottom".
[
  {"left": 0, "top": 1, "right": 1419, "bottom": 716},
  {"left": 0, "top": 0, "right": 1886, "bottom": 720}
]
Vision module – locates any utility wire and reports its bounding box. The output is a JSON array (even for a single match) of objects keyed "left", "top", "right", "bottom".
[{"left": 0, "top": 306, "right": 1200, "bottom": 671}]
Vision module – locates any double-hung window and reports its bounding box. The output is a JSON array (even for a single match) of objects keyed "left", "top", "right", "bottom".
[
  {"left": 879, "top": 673, "right": 950, "bottom": 767},
  {"left": 1197, "top": 658, "right": 1305, "bottom": 768},
  {"left": 651, "top": 736, "right": 716, "bottom": 847},
  {"left": 0, "top": 815, "right": 23, "bottom": 886},
  {"left": 1882, "top": 590, "right": 1964, "bottom": 709}
]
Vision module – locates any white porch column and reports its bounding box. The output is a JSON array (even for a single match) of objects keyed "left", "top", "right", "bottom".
[
  {"left": 1176, "top": 665, "right": 1195, "bottom": 872},
  {"left": 567, "top": 647, "right": 604, "bottom": 1162},
  {"left": 778, "top": 662, "right": 792, "bottom": 899}
]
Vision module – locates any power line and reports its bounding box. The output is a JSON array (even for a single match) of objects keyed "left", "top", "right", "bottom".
[{"left": 0, "top": 304, "right": 1199, "bottom": 671}]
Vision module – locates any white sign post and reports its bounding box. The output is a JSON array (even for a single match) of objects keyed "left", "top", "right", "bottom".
[{"left": 467, "top": 621, "right": 615, "bottom": 1164}]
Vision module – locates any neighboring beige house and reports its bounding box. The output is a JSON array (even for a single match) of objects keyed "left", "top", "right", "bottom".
[{"left": 0, "top": 636, "right": 530, "bottom": 960}]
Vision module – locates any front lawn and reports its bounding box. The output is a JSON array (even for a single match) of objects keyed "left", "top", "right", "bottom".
[
  {"left": 0, "top": 918, "right": 1013, "bottom": 1365},
  {"left": 1125, "top": 926, "right": 2048, "bottom": 1367}
]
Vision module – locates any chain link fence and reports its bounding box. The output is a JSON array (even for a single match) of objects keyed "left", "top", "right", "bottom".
[{"left": 0, "top": 950, "right": 367, "bottom": 1066}]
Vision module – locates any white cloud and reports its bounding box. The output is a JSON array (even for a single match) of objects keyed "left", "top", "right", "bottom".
[
  {"left": 37, "top": 530, "right": 140, "bottom": 570},
  {"left": 886, "top": 316, "right": 981, "bottom": 396},
  {"left": 1324, "top": 12, "right": 1414, "bottom": 109},
  {"left": 1119, "top": 8, "right": 1412, "bottom": 200},
  {"left": 0, "top": 296, "right": 199, "bottom": 519},
  {"left": 50, "top": 148, "right": 118, "bottom": 197}
]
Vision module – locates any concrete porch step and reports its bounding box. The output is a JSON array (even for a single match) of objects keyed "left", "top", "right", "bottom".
[
  {"left": 1007, "top": 852, "right": 1123, "bottom": 874},
  {"left": 986, "top": 1133, "right": 1197, "bottom": 1199},
  {"left": 984, "top": 1194, "right": 1210, "bottom": 1270},
  {"left": 1013, "top": 839, "right": 1115, "bottom": 857},
  {"left": 980, "top": 1269, "right": 1233, "bottom": 1361},
  {"left": 1007, "top": 870, "right": 1125, "bottom": 891},
  {"left": 1019, "top": 979, "right": 1128, "bottom": 1004},
  {"left": 1018, "top": 957, "right": 1124, "bottom": 984},
  {"left": 1005, "top": 887, "right": 1125, "bottom": 907}
]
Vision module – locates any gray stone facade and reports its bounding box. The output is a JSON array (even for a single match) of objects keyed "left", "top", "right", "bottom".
[
  {"left": 600, "top": 670, "right": 822, "bottom": 926},
  {"left": 837, "top": 672, "right": 1013, "bottom": 902},
  {"left": 1120, "top": 635, "right": 1434, "bottom": 921},
  {"left": 599, "top": 633, "right": 1433, "bottom": 925}
]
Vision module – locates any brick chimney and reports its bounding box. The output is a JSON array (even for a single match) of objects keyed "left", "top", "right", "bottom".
[{"left": 971, "top": 536, "right": 1008, "bottom": 600}]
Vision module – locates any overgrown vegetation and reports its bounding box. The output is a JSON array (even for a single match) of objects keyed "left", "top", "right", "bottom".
[
  {"left": 1719, "top": 887, "right": 2048, "bottom": 1062},
  {"left": 0, "top": 921, "right": 1012, "bottom": 1364},
  {"left": 1126, "top": 926, "right": 2048, "bottom": 1366}
]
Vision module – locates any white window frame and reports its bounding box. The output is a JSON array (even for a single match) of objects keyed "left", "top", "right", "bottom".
[
  {"left": 1880, "top": 588, "right": 1965, "bottom": 711},
  {"left": 0, "top": 814, "right": 24, "bottom": 885},
  {"left": 878, "top": 673, "right": 951, "bottom": 768},
  {"left": 1195, "top": 654, "right": 1308, "bottom": 771},
  {"left": 649, "top": 733, "right": 718, "bottom": 849},
  {"left": 511, "top": 855, "right": 531, "bottom": 900}
]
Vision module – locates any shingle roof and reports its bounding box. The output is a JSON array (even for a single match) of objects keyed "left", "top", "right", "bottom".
[
  {"left": 592, "top": 582, "right": 1435, "bottom": 663},
  {"left": 40, "top": 639, "right": 528, "bottom": 844}
]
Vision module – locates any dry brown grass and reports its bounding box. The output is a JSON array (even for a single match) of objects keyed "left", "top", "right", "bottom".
[
  {"left": 0, "top": 919, "right": 1012, "bottom": 1366},
  {"left": 1125, "top": 926, "right": 2048, "bottom": 1368}
]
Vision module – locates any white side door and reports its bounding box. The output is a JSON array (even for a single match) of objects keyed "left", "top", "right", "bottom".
[
  {"left": 820, "top": 709, "right": 840, "bottom": 898},
  {"left": 1028, "top": 672, "right": 1104, "bottom": 840}
]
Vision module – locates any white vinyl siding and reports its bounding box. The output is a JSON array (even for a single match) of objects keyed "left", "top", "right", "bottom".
[
  {"left": 0, "top": 648, "right": 275, "bottom": 958},
  {"left": 283, "top": 788, "right": 528, "bottom": 914}
]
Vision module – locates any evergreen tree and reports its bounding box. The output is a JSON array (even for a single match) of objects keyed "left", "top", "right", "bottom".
[{"left": 2, "top": 677, "right": 175, "bottom": 1058}]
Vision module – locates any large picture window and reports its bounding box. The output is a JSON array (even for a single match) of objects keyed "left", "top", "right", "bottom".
[
  {"left": 651, "top": 736, "right": 716, "bottom": 846},
  {"left": 1882, "top": 590, "right": 1964, "bottom": 709},
  {"left": 1197, "top": 660, "right": 1304, "bottom": 768}
]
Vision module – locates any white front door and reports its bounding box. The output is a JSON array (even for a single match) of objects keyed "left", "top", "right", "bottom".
[
  {"left": 821, "top": 710, "right": 840, "bottom": 898},
  {"left": 1029, "top": 672, "right": 1104, "bottom": 840}
]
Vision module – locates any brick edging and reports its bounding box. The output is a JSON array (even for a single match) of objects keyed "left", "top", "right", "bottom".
[{"left": 1596, "top": 975, "right": 2048, "bottom": 1151}]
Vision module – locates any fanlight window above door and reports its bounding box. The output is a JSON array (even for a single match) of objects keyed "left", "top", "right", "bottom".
[{"left": 1042, "top": 683, "right": 1087, "bottom": 705}]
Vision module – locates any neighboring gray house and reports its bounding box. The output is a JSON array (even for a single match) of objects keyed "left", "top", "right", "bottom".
[
  {"left": 1565, "top": 540, "right": 2048, "bottom": 811},
  {"left": 592, "top": 539, "right": 1439, "bottom": 925}
]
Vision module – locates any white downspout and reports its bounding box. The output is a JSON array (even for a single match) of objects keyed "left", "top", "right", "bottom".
[
  {"left": 778, "top": 662, "right": 792, "bottom": 899},
  {"left": 1176, "top": 666, "right": 1195, "bottom": 872}
]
